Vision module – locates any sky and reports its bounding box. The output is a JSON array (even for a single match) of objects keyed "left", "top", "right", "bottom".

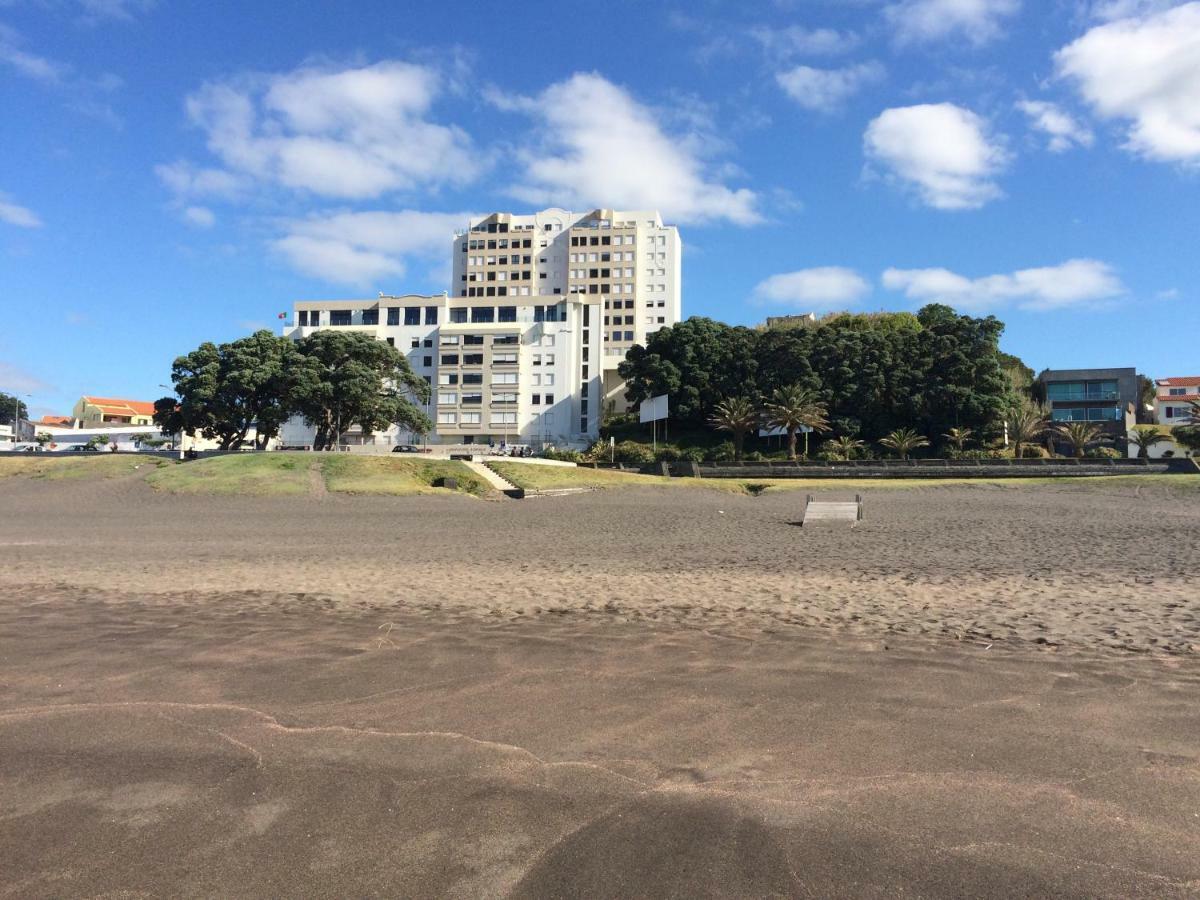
[{"left": 1, "top": 0, "right": 1198, "bottom": 418}]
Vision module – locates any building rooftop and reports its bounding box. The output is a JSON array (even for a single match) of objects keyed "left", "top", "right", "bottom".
[{"left": 82, "top": 396, "right": 157, "bottom": 417}]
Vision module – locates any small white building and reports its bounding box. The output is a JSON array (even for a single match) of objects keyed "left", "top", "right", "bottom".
[{"left": 1154, "top": 376, "right": 1200, "bottom": 426}]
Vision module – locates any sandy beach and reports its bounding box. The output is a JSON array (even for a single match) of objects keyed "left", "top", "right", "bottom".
[{"left": 1, "top": 471, "right": 1198, "bottom": 896}]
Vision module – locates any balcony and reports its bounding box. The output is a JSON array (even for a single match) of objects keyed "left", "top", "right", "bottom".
[{"left": 1049, "top": 391, "right": 1120, "bottom": 402}]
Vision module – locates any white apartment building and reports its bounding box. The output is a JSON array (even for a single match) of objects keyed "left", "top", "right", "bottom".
[
  {"left": 451, "top": 208, "right": 682, "bottom": 409},
  {"left": 281, "top": 293, "right": 602, "bottom": 448}
]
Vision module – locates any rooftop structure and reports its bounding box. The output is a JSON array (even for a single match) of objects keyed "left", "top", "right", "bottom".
[{"left": 72, "top": 396, "right": 156, "bottom": 428}]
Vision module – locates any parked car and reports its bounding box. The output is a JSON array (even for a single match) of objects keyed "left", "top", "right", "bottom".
[
  {"left": 12, "top": 442, "right": 44, "bottom": 452},
  {"left": 391, "top": 444, "right": 422, "bottom": 453},
  {"left": 67, "top": 444, "right": 99, "bottom": 452}
]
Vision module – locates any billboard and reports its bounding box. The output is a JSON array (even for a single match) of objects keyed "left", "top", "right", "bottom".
[{"left": 639, "top": 394, "right": 668, "bottom": 424}]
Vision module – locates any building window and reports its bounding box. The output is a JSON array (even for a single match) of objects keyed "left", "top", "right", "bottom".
[
  {"left": 544, "top": 373, "right": 555, "bottom": 386},
  {"left": 532, "top": 393, "right": 541, "bottom": 405},
  {"left": 462, "top": 393, "right": 483, "bottom": 405},
  {"left": 493, "top": 372, "right": 518, "bottom": 385},
  {"left": 298, "top": 310, "right": 309, "bottom": 326},
  {"left": 450, "top": 308, "right": 468, "bottom": 323},
  {"left": 437, "top": 412, "right": 457, "bottom": 425},
  {"left": 362, "top": 309, "right": 379, "bottom": 325},
  {"left": 463, "top": 335, "right": 484, "bottom": 345},
  {"left": 463, "top": 353, "right": 484, "bottom": 365},
  {"left": 545, "top": 393, "right": 554, "bottom": 405},
  {"left": 403, "top": 307, "right": 420, "bottom": 326},
  {"left": 463, "top": 373, "right": 483, "bottom": 385},
  {"left": 498, "top": 306, "right": 517, "bottom": 322},
  {"left": 330, "top": 310, "right": 351, "bottom": 326},
  {"left": 438, "top": 373, "right": 458, "bottom": 385},
  {"left": 425, "top": 306, "right": 438, "bottom": 325},
  {"left": 386, "top": 337, "right": 394, "bottom": 347},
  {"left": 441, "top": 335, "right": 460, "bottom": 346},
  {"left": 462, "top": 412, "right": 481, "bottom": 425},
  {"left": 438, "top": 392, "right": 457, "bottom": 405},
  {"left": 423, "top": 356, "right": 432, "bottom": 367},
  {"left": 1168, "top": 387, "right": 1187, "bottom": 396},
  {"left": 471, "top": 307, "right": 495, "bottom": 323},
  {"left": 441, "top": 354, "right": 459, "bottom": 365},
  {"left": 492, "top": 334, "right": 519, "bottom": 345}
]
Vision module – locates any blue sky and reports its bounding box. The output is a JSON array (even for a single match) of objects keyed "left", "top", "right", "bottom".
[{"left": 2, "top": 0, "right": 1198, "bottom": 417}]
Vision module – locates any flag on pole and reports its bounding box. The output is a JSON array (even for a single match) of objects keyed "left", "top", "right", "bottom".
[{"left": 278, "top": 312, "right": 287, "bottom": 319}]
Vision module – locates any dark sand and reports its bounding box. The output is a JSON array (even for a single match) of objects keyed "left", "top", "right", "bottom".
[{"left": 1, "top": 473, "right": 1198, "bottom": 897}]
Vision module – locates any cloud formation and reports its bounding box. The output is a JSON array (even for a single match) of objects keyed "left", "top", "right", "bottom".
[
  {"left": 0, "top": 23, "right": 66, "bottom": 83},
  {"left": 182, "top": 206, "right": 215, "bottom": 228},
  {"left": 495, "top": 73, "right": 760, "bottom": 226},
  {"left": 753, "top": 267, "right": 871, "bottom": 309},
  {"left": 884, "top": 0, "right": 1020, "bottom": 46},
  {"left": 864, "top": 103, "right": 1009, "bottom": 209},
  {"left": 776, "top": 62, "right": 884, "bottom": 113},
  {"left": 882, "top": 259, "right": 1125, "bottom": 310},
  {"left": 0, "top": 192, "right": 43, "bottom": 228},
  {"left": 169, "top": 60, "right": 476, "bottom": 201},
  {"left": 271, "top": 210, "right": 475, "bottom": 287},
  {"left": 1016, "top": 100, "right": 1094, "bottom": 152},
  {"left": 1055, "top": 2, "right": 1200, "bottom": 164},
  {"left": 749, "top": 25, "right": 860, "bottom": 59}
]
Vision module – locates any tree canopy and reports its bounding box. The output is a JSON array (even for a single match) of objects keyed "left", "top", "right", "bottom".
[
  {"left": 0, "top": 392, "right": 29, "bottom": 426},
  {"left": 154, "top": 329, "right": 431, "bottom": 451},
  {"left": 620, "top": 304, "right": 1016, "bottom": 443}
]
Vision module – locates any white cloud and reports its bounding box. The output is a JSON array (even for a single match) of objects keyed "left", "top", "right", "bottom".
[
  {"left": 882, "top": 259, "right": 1125, "bottom": 310},
  {"left": 0, "top": 361, "right": 53, "bottom": 394},
  {"left": 495, "top": 73, "right": 760, "bottom": 226},
  {"left": 0, "top": 23, "right": 66, "bottom": 83},
  {"left": 154, "top": 160, "right": 245, "bottom": 198},
  {"left": 77, "top": 0, "right": 156, "bottom": 23},
  {"left": 1016, "top": 100, "right": 1094, "bottom": 152},
  {"left": 182, "top": 205, "right": 215, "bottom": 228},
  {"left": 1086, "top": 0, "right": 1180, "bottom": 21},
  {"left": 749, "top": 25, "right": 860, "bottom": 58},
  {"left": 1055, "top": 2, "right": 1200, "bottom": 164},
  {"left": 0, "top": 192, "right": 43, "bottom": 228},
  {"left": 884, "top": 0, "right": 1021, "bottom": 46},
  {"left": 754, "top": 267, "right": 871, "bottom": 309},
  {"left": 271, "top": 210, "right": 474, "bottom": 287},
  {"left": 171, "top": 60, "right": 475, "bottom": 201},
  {"left": 776, "top": 62, "right": 884, "bottom": 112},
  {"left": 864, "top": 103, "right": 1009, "bottom": 209}
]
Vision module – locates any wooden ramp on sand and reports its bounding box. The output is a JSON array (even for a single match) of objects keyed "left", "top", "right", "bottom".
[{"left": 802, "top": 494, "right": 863, "bottom": 526}]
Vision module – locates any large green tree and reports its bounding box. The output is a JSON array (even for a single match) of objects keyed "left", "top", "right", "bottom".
[
  {"left": 0, "top": 391, "right": 29, "bottom": 426},
  {"left": 290, "top": 330, "right": 431, "bottom": 450},
  {"left": 155, "top": 330, "right": 297, "bottom": 450},
  {"left": 620, "top": 304, "right": 1014, "bottom": 445}
]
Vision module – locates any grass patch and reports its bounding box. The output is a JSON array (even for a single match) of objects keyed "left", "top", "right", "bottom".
[
  {"left": 488, "top": 461, "right": 1200, "bottom": 496},
  {"left": 320, "top": 456, "right": 488, "bottom": 497},
  {"left": 147, "top": 453, "right": 311, "bottom": 495},
  {"left": 0, "top": 455, "right": 162, "bottom": 480}
]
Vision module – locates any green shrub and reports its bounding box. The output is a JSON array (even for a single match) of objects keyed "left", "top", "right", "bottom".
[
  {"left": 541, "top": 447, "right": 584, "bottom": 463},
  {"left": 613, "top": 440, "right": 655, "bottom": 464},
  {"left": 743, "top": 450, "right": 765, "bottom": 462},
  {"left": 654, "top": 446, "right": 682, "bottom": 462},
  {"left": 706, "top": 441, "right": 736, "bottom": 462},
  {"left": 1018, "top": 444, "right": 1045, "bottom": 459},
  {"left": 679, "top": 446, "right": 707, "bottom": 463},
  {"left": 1086, "top": 446, "right": 1123, "bottom": 460}
]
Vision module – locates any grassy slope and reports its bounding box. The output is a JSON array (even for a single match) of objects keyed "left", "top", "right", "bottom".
[
  {"left": 146, "top": 454, "right": 311, "bottom": 495},
  {"left": 0, "top": 455, "right": 167, "bottom": 480},
  {"left": 489, "top": 461, "right": 1200, "bottom": 495},
  {"left": 320, "top": 456, "right": 488, "bottom": 497}
]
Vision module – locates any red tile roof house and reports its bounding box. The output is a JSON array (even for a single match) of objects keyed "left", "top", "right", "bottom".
[{"left": 1155, "top": 377, "right": 1200, "bottom": 426}]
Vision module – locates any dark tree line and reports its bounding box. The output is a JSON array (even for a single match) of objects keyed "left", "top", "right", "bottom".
[
  {"left": 618, "top": 304, "right": 1017, "bottom": 445},
  {"left": 154, "top": 330, "right": 431, "bottom": 451}
]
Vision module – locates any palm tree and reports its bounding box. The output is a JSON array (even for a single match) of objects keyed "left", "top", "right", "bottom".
[
  {"left": 942, "top": 426, "right": 974, "bottom": 453},
  {"left": 763, "top": 385, "right": 829, "bottom": 460},
  {"left": 1129, "top": 426, "right": 1169, "bottom": 459},
  {"left": 1052, "top": 421, "right": 1103, "bottom": 458},
  {"left": 826, "top": 435, "right": 865, "bottom": 461},
  {"left": 1007, "top": 407, "right": 1045, "bottom": 459},
  {"left": 708, "top": 396, "right": 760, "bottom": 461},
  {"left": 879, "top": 428, "right": 929, "bottom": 460}
]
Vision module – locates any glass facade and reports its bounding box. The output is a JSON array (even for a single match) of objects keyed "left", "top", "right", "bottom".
[
  {"left": 1046, "top": 380, "right": 1119, "bottom": 401},
  {"left": 1050, "top": 407, "right": 1121, "bottom": 422}
]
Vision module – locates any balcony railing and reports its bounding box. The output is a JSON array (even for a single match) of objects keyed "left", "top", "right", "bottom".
[{"left": 1048, "top": 391, "right": 1120, "bottom": 402}]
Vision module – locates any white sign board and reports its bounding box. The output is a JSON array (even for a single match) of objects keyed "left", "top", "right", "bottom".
[{"left": 639, "top": 394, "right": 669, "bottom": 424}]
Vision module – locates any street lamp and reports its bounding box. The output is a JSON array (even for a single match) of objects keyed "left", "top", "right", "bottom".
[{"left": 9, "top": 393, "right": 30, "bottom": 445}]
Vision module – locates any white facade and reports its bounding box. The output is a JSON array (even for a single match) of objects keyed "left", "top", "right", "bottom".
[
  {"left": 1154, "top": 377, "right": 1200, "bottom": 426},
  {"left": 451, "top": 208, "right": 682, "bottom": 410},
  {"left": 282, "top": 293, "right": 602, "bottom": 448}
]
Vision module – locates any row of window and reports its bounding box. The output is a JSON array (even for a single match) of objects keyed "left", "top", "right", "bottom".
[
  {"left": 569, "top": 251, "right": 635, "bottom": 263},
  {"left": 466, "top": 255, "right": 533, "bottom": 266},
  {"left": 569, "top": 268, "right": 635, "bottom": 280},
  {"left": 1046, "top": 380, "right": 1119, "bottom": 401},
  {"left": 465, "top": 271, "right": 533, "bottom": 282},
  {"left": 570, "top": 234, "right": 635, "bottom": 247},
  {"left": 464, "top": 236, "right": 534, "bottom": 250},
  {"left": 1050, "top": 407, "right": 1122, "bottom": 422},
  {"left": 440, "top": 334, "right": 521, "bottom": 346},
  {"left": 464, "top": 286, "right": 564, "bottom": 297},
  {"left": 437, "top": 411, "right": 520, "bottom": 425}
]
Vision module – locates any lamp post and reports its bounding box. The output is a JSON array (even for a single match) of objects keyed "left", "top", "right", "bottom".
[{"left": 10, "top": 393, "right": 30, "bottom": 446}]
